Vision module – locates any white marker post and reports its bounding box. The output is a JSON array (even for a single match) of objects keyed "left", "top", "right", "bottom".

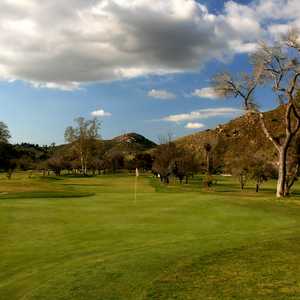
[{"left": 134, "top": 168, "right": 139, "bottom": 203}]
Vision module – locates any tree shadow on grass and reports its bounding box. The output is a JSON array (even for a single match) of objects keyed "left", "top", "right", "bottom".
[{"left": 0, "top": 191, "right": 95, "bottom": 200}]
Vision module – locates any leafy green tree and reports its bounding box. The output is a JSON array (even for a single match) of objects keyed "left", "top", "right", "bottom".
[
  {"left": 249, "top": 160, "right": 275, "bottom": 193},
  {"left": 0, "top": 143, "right": 18, "bottom": 179},
  {"left": 0, "top": 121, "right": 10, "bottom": 143}
]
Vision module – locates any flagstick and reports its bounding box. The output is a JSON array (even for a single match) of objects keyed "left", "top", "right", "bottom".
[
  {"left": 134, "top": 168, "right": 139, "bottom": 204},
  {"left": 134, "top": 176, "right": 137, "bottom": 204}
]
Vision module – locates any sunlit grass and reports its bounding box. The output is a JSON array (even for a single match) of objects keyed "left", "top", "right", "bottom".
[{"left": 1, "top": 173, "right": 300, "bottom": 299}]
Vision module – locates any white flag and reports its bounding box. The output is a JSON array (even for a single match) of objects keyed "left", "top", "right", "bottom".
[{"left": 135, "top": 168, "right": 139, "bottom": 177}]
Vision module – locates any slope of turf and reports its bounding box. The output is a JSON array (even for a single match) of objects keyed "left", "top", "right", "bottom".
[{"left": 1, "top": 174, "right": 300, "bottom": 299}]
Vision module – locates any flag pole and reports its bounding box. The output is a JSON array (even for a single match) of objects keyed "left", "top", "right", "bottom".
[{"left": 134, "top": 168, "right": 139, "bottom": 203}]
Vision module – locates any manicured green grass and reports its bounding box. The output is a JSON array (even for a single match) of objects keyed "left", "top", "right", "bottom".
[{"left": 1, "top": 173, "right": 300, "bottom": 299}]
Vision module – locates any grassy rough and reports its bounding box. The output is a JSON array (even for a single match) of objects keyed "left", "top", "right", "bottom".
[{"left": 1, "top": 173, "right": 300, "bottom": 299}]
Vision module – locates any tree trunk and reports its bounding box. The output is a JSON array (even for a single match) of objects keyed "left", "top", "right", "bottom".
[
  {"left": 80, "top": 153, "right": 85, "bottom": 175},
  {"left": 256, "top": 183, "right": 259, "bottom": 193},
  {"left": 285, "top": 168, "right": 298, "bottom": 197},
  {"left": 259, "top": 105, "right": 300, "bottom": 198},
  {"left": 240, "top": 175, "right": 244, "bottom": 190},
  {"left": 7, "top": 170, "right": 12, "bottom": 180},
  {"left": 206, "top": 153, "right": 211, "bottom": 175},
  {"left": 277, "top": 148, "right": 288, "bottom": 198}
]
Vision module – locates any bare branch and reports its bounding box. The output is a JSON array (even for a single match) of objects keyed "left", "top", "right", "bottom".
[
  {"left": 291, "top": 105, "right": 300, "bottom": 135},
  {"left": 259, "top": 112, "right": 280, "bottom": 151},
  {"left": 287, "top": 163, "right": 299, "bottom": 190},
  {"left": 252, "top": 42, "right": 289, "bottom": 95},
  {"left": 212, "top": 72, "right": 257, "bottom": 111},
  {"left": 288, "top": 72, "right": 300, "bottom": 99},
  {"left": 286, "top": 102, "right": 293, "bottom": 134},
  {"left": 285, "top": 28, "right": 300, "bottom": 52}
]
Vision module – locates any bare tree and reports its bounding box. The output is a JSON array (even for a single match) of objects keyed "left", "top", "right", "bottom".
[
  {"left": 212, "top": 31, "right": 300, "bottom": 197},
  {"left": 65, "top": 117, "right": 101, "bottom": 176},
  {"left": 152, "top": 139, "right": 178, "bottom": 184},
  {"left": 173, "top": 148, "right": 199, "bottom": 184},
  {"left": 47, "top": 154, "right": 64, "bottom": 176},
  {"left": 104, "top": 151, "right": 125, "bottom": 173}
]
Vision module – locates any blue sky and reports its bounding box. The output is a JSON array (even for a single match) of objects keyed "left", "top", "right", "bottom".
[
  {"left": 0, "top": 57, "right": 247, "bottom": 144},
  {"left": 0, "top": 0, "right": 298, "bottom": 144}
]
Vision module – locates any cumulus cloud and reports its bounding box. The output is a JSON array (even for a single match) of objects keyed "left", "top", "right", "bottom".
[
  {"left": 148, "top": 89, "right": 176, "bottom": 99},
  {"left": 91, "top": 109, "right": 112, "bottom": 117},
  {"left": 0, "top": 0, "right": 299, "bottom": 89},
  {"left": 163, "top": 107, "right": 242, "bottom": 122},
  {"left": 192, "top": 87, "right": 219, "bottom": 99},
  {"left": 185, "top": 122, "right": 205, "bottom": 129}
]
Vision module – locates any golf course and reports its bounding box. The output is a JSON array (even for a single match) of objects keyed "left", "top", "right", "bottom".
[
  {"left": 3, "top": 0, "right": 300, "bottom": 299},
  {"left": 1, "top": 173, "right": 300, "bottom": 300}
]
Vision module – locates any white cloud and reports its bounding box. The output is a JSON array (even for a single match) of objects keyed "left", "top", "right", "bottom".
[
  {"left": 91, "top": 109, "right": 112, "bottom": 117},
  {"left": 163, "top": 107, "right": 242, "bottom": 122},
  {"left": 185, "top": 122, "right": 205, "bottom": 129},
  {"left": 192, "top": 87, "right": 219, "bottom": 99},
  {"left": 0, "top": 0, "right": 299, "bottom": 89},
  {"left": 31, "top": 81, "right": 81, "bottom": 91},
  {"left": 148, "top": 89, "right": 176, "bottom": 100}
]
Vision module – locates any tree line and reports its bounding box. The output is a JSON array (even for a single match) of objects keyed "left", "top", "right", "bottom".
[
  {"left": 0, "top": 118, "right": 205, "bottom": 185},
  {"left": 0, "top": 116, "right": 289, "bottom": 194}
]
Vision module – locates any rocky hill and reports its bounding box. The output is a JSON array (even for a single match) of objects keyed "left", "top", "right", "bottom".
[
  {"left": 102, "top": 133, "right": 156, "bottom": 154},
  {"left": 176, "top": 105, "right": 288, "bottom": 171},
  {"left": 112, "top": 133, "right": 156, "bottom": 149}
]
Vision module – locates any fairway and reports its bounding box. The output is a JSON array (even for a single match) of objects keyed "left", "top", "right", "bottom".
[{"left": 1, "top": 174, "right": 300, "bottom": 300}]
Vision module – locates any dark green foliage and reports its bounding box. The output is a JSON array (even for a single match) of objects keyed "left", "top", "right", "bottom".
[
  {"left": 249, "top": 160, "right": 275, "bottom": 192},
  {"left": 0, "top": 121, "right": 10, "bottom": 143},
  {"left": 0, "top": 143, "right": 19, "bottom": 178},
  {"left": 133, "top": 153, "right": 153, "bottom": 171}
]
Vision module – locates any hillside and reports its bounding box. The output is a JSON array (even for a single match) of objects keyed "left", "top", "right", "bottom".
[
  {"left": 111, "top": 133, "right": 156, "bottom": 150},
  {"left": 55, "top": 133, "right": 156, "bottom": 158},
  {"left": 99, "top": 133, "right": 156, "bottom": 155},
  {"left": 176, "top": 105, "right": 287, "bottom": 171}
]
